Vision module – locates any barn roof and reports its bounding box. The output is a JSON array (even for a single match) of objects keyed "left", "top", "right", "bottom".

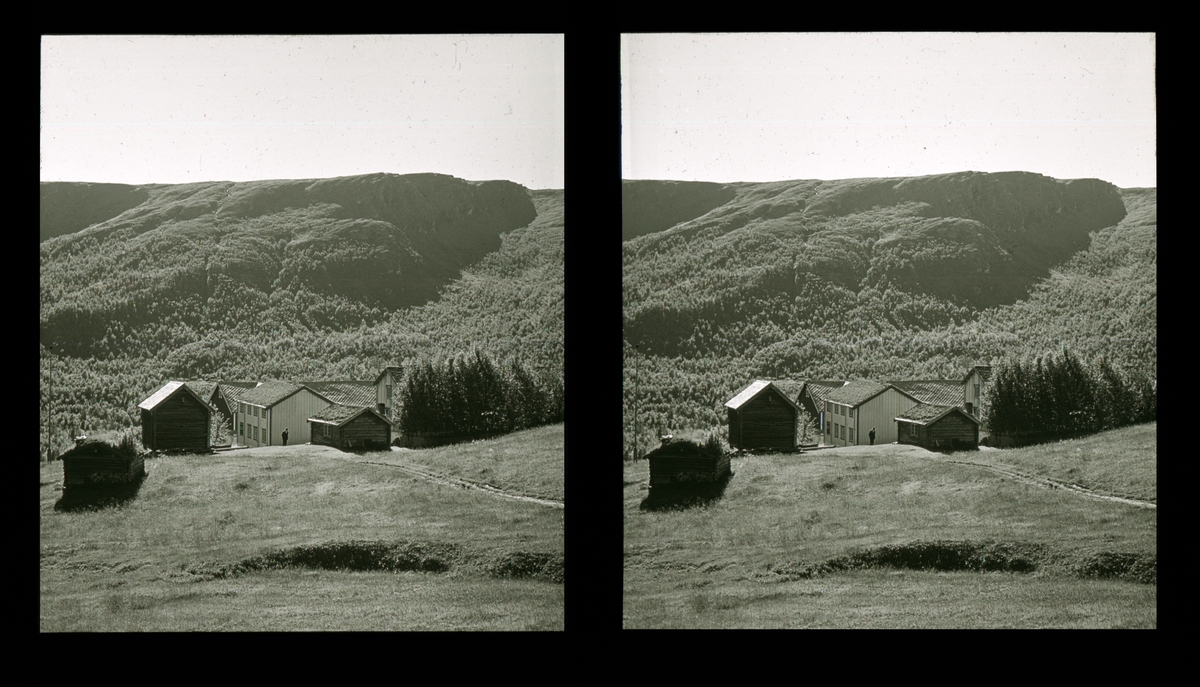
[
  {"left": 214, "top": 382, "right": 259, "bottom": 404},
  {"left": 301, "top": 381, "right": 377, "bottom": 407},
  {"left": 724, "top": 380, "right": 802, "bottom": 412},
  {"left": 824, "top": 380, "right": 923, "bottom": 408},
  {"left": 181, "top": 381, "right": 218, "bottom": 402},
  {"left": 888, "top": 380, "right": 963, "bottom": 407},
  {"left": 138, "top": 381, "right": 215, "bottom": 412},
  {"left": 895, "top": 403, "right": 981, "bottom": 426},
  {"left": 238, "top": 381, "right": 334, "bottom": 408},
  {"left": 308, "top": 404, "right": 388, "bottom": 426},
  {"left": 57, "top": 440, "right": 137, "bottom": 462}
]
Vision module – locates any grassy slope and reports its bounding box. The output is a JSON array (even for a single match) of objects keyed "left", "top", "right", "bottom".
[
  {"left": 351, "top": 424, "right": 564, "bottom": 502},
  {"left": 623, "top": 424, "right": 1155, "bottom": 628},
  {"left": 41, "top": 433, "right": 563, "bottom": 631},
  {"left": 973, "top": 422, "right": 1156, "bottom": 503}
]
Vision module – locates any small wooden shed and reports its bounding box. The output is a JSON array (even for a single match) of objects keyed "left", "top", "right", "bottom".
[
  {"left": 895, "top": 404, "right": 980, "bottom": 451},
  {"left": 646, "top": 439, "right": 731, "bottom": 488},
  {"left": 308, "top": 404, "right": 392, "bottom": 451},
  {"left": 60, "top": 441, "right": 145, "bottom": 490},
  {"left": 724, "top": 380, "right": 801, "bottom": 452},
  {"left": 138, "top": 381, "right": 216, "bottom": 453}
]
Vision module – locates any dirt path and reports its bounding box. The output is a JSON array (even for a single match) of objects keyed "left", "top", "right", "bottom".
[
  {"left": 345, "top": 456, "right": 564, "bottom": 509},
  {"left": 942, "top": 457, "right": 1156, "bottom": 510}
]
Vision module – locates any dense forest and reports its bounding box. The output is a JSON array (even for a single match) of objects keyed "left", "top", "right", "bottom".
[
  {"left": 40, "top": 174, "right": 564, "bottom": 458},
  {"left": 623, "top": 172, "right": 1156, "bottom": 457}
]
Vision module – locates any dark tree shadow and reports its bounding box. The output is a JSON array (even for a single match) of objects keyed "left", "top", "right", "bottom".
[
  {"left": 640, "top": 472, "right": 733, "bottom": 511},
  {"left": 54, "top": 473, "right": 147, "bottom": 512}
]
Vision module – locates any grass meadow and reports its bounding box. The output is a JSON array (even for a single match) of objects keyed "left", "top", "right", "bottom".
[
  {"left": 623, "top": 423, "right": 1156, "bottom": 628},
  {"left": 41, "top": 425, "right": 564, "bottom": 631}
]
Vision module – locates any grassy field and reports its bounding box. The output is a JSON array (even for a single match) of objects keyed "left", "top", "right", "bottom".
[
  {"left": 41, "top": 428, "right": 564, "bottom": 631},
  {"left": 353, "top": 424, "right": 564, "bottom": 502},
  {"left": 974, "top": 422, "right": 1156, "bottom": 502},
  {"left": 624, "top": 425, "right": 1156, "bottom": 628}
]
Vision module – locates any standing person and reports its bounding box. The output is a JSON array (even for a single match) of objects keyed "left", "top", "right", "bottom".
[
  {"left": 869, "top": 427, "right": 876, "bottom": 445},
  {"left": 282, "top": 428, "right": 289, "bottom": 446}
]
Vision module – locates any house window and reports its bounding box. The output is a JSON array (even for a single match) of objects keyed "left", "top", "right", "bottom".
[
  {"left": 254, "top": 406, "right": 259, "bottom": 417},
  {"left": 239, "top": 422, "right": 244, "bottom": 436},
  {"left": 254, "top": 426, "right": 259, "bottom": 441},
  {"left": 974, "top": 384, "right": 980, "bottom": 400}
]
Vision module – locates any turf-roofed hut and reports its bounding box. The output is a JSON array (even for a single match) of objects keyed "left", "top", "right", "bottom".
[
  {"left": 724, "top": 380, "right": 801, "bottom": 452},
  {"left": 895, "top": 404, "right": 981, "bottom": 451},
  {"left": 138, "top": 381, "right": 216, "bottom": 453},
  {"left": 59, "top": 440, "right": 145, "bottom": 491},
  {"left": 646, "top": 437, "right": 731, "bottom": 489},
  {"left": 308, "top": 404, "right": 392, "bottom": 452}
]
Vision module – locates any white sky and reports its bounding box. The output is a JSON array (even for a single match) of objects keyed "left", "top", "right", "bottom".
[
  {"left": 622, "top": 33, "right": 1156, "bottom": 188},
  {"left": 41, "top": 35, "right": 564, "bottom": 189}
]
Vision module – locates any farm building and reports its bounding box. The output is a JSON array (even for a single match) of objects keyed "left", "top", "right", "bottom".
[
  {"left": 962, "top": 365, "right": 992, "bottom": 419},
  {"left": 374, "top": 365, "right": 404, "bottom": 421},
  {"left": 823, "top": 380, "right": 923, "bottom": 447},
  {"left": 308, "top": 404, "right": 392, "bottom": 451},
  {"left": 233, "top": 382, "right": 336, "bottom": 448},
  {"left": 646, "top": 438, "right": 731, "bottom": 488},
  {"left": 209, "top": 381, "right": 259, "bottom": 428},
  {"left": 895, "top": 404, "right": 980, "bottom": 451},
  {"left": 724, "top": 380, "right": 802, "bottom": 452},
  {"left": 138, "top": 381, "right": 217, "bottom": 453},
  {"left": 59, "top": 440, "right": 145, "bottom": 491}
]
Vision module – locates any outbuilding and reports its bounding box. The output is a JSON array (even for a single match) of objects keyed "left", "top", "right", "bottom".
[
  {"left": 59, "top": 440, "right": 145, "bottom": 491},
  {"left": 646, "top": 438, "right": 730, "bottom": 488},
  {"left": 823, "top": 380, "right": 924, "bottom": 447},
  {"left": 895, "top": 404, "right": 981, "bottom": 451},
  {"left": 308, "top": 404, "right": 392, "bottom": 451},
  {"left": 138, "top": 381, "right": 216, "bottom": 453},
  {"left": 724, "top": 380, "right": 802, "bottom": 452}
]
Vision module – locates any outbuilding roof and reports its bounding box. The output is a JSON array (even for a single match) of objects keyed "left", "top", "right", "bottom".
[
  {"left": 888, "top": 380, "right": 963, "bottom": 407},
  {"left": 302, "top": 381, "right": 378, "bottom": 408},
  {"left": 308, "top": 404, "right": 389, "bottom": 427},
  {"left": 800, "top": 380, "right": 850, "bottom": 407},
  {"left": 138, "top": 381, "right": 216, "bottom": 412},
  {"left": 724, "top": 380, "right": 802, "bottom": 412},
  {"left": 238, "top": 381, "right": 334, "bottom": 409},
  {"left": 895, "top": 403, "right": 981, "bottom": 426},
  {"left": 181, "top": 381, "right": 218, "bottom": 402}
]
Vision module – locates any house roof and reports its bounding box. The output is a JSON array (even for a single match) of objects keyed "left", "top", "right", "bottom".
[
  {"left": 138, "top": 381, "right": 216, "bottom": 412},
  {"left": 301, "top": 381, "right": 377, "bottom": 407},
  {"left": 238, "top": 381, "right": 333, "bottom": 409},
  {"left": 215, "top": 382, "right": 259, "bottom": 404},
  {"left": 961, "top": 365, "right": 993, "bottom": 385},
  {"left": 888, "top": 380, "right": 963, "bottom": 407},
  {"left": 308, "top": 404, "right": 389, "bottom": 427},
  {"left": 724, "top": 380, "right": 802, "bottom": 412},
  {"left": 895, "top": 403, "right": 981, "bottom": 426},
  {"left": 823, "top": 380, "right": 895, "bottom": 407},
  {"left": 800, "top": 380, "right": 850, "bottom": 407},
  {"left": 374, "top": 365, "right": 404, "bottom": 386}
]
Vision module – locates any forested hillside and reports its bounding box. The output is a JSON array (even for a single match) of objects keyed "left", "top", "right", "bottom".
[
  {"left": 622, "top": 172, "right": 1155, "bottom": 456},
  {"left": 40, "top": 174, "right": 563, "bottom": 457}
]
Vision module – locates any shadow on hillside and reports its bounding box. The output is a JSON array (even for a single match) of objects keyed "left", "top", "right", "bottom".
[
  {"left": 54, "top": 474, "right": 146, "bottom": 513},
  {"left": 640, "top": 473, "right": 733, "bottom": 512}
]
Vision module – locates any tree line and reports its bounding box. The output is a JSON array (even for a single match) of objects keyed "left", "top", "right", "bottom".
[
  {"left": 398, "top": 349, "right": 564, "bottom": 439},
  {"left": 985, "top": 349, "right": 1156, "bottom": 440}
]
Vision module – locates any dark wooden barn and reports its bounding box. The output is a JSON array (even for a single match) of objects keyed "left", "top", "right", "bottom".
[
  {"left": 895, "top": 404, "right": 980, "bottom": 451},
  {"left": 724, "top": 380, "right": 801, "bottom": 452},
  {"left": 138, "top": 381, "right": 215, "bottom": 453},
  {"left": 59, "top": 441, "right": 145, "bottom": 490},
  {"left": 646, "top": 439, "right": 731, "bottom": 488},
  {"left": 308, "top": 404, "right": 392, "bottom": 451}
]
